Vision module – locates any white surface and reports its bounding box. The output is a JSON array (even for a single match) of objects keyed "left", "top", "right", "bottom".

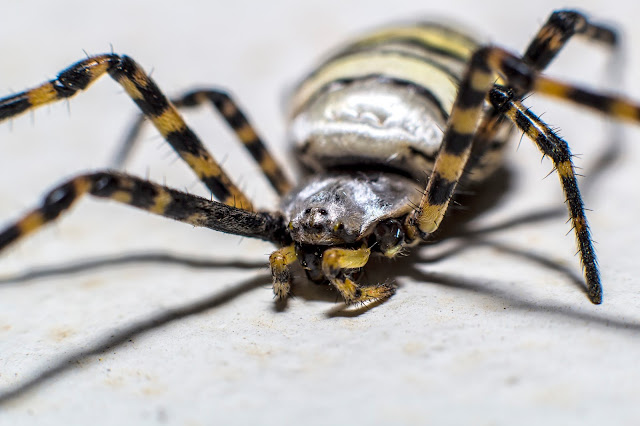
[{"left": 1, "top": 1, "right": 640, "bottom": 425}]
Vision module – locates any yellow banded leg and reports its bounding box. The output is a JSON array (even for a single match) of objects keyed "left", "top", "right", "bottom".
[
  {"left": 0, "top": 55, "right": 114, "bottom": 120},
  {"left": 407, "top": 48, "right": 499, "bottom": 238},
  {"left": 405, "top": 44, "right": 632, "bottom": 303},
  {"left": 489, "top": 87, "right": 602, "bottom": 303},
  {"left": 0, "top": 54, "right": 253, "bottom": 210},
  {"left": 178, "top": 90, "right": 293, "bottom": 195},
  {"left": 113, "top": 89, "right": 292, "bottom": 196},
  {"left": 521, "top": 11, "right": 637, "bottom": 125},
  {"left": 107, "top": 57, "right": 253, "bottom": 210},
  {"left": 407, "top": 41, "right": 640, "bottom": 242},
  {"left": 465, "top": 11, "right": 619, "bottom": 181},
  {"left": 0, "top": 171, "right": 282, "bottom": 254},
  {"left": 321, "top": 246, "right": 394, "bottom": 304},
  {"left": 269, "top": 245, "right": 297, "bottom": 299},
  {"left": 523, "top": 10, "right": 617, "bottom": 73},
  {"left": 534, "top": 76, "right": 640, "bottom": 123}
]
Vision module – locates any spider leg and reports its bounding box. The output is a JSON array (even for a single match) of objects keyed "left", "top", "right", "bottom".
[
  {"left": 269, "top": 245, "right": 297, "bottom": 299},
  {"left": 405, "top": 47, "right": 513, "bottom": 241},
  {"left": 520, "top": 10, "right": 640, "bottom": 123},
  {"left": 321, "top": 246, "right": 395, "bottom": 304},
  {"left": 468, "top": 10, "right": 620, "bottom": 178},
  {"left": 0, "top": 55, "right": 254, "bottom": 210},
  {"left": 403, "top": 44, "right": 640, "bottom": 304},
  {"left": 113, "top": 89, "right": 293, "bottom": 195},
  {"left": 523, "top": 10, "right": 617, "bottom": 73},
  {"left": 533, "top": 77, "right": 640, "bottom": 122},
  {"left": 0, "top": 171, "right": 286, "bottom": 253},
  {"left": 517, "top": 10, "right": 640, "bottom": 122},
  {"left": 490, "top": 86, "right": 601, "bottom": 303}
]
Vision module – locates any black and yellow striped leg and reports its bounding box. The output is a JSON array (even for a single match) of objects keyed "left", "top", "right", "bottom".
[
  {"left": 523, "top": 10, "right": 617, "bottom": 73},
  {"left": 0, "top": 171, "right": 286, "bottom": 254},
  {"left": 520, "top": 11, "right": 639, "bottom": 123},
  {"left": 468, "top": 10, "right": 619, "bottom": 177},
  {"left": 408, "top": 42, "right": 640, "bottom": 239},
  {"left": 407, "top": 38, "right": 640, "bottom": 303},
  {"left": 321, "top": 246, "right": 394, "bottom": 304},
  {"left": 534, "top": 76, "right": 640, "bottom": 123},
  {"left": 405, "top": 45, "right": 639, "bottom": 304},
  {"left": 269, "top": 245, "right": 297, "bottom": 299},
  {"left": 0, "top": 55, "right": 253, "bottom": 210},
  {"left": 406, "top": 47, "right": 507, "bottom": 239},
  {"left": 114, "top": 89, "right": 293, "bottom": 195},
  {"left": 490, "top": 87, "right": 601, "bottom": 303}
]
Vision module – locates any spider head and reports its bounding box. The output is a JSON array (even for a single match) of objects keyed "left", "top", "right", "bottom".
[
  {"left": 284, "top": 179, "right": 361, "bottom": 245},
  {"left": 282, "top": 172, "right": 419, "bottom": 246}
]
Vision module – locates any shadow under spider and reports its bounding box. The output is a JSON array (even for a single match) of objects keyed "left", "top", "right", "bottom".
[
  {"left": 0, "top": 272, "right": 270, "bottom": 405},
  {"left": 404, "top": 258, "right": 640, "bottom": 332},
  {"left": 0, "top": 252, "right": 267, "bottom": 285}
]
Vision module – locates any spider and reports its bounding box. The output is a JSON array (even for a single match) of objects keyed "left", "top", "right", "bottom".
[{"left": 1, "top": 9, "right": 638, "bottom": 305}]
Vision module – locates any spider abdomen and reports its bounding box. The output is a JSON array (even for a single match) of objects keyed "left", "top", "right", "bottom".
[
  {"left": 288, "top": 22, "right": 485, "bottom": 182},
  {"left": 290, "top": 78, "right": 446, "bottom": 181}
]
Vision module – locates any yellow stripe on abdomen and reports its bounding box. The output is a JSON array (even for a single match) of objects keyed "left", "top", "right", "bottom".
[{"left": 291, "top": 51, "right": 459, "bottom": 116}]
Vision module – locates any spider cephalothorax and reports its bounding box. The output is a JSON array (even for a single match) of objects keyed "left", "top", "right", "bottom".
[
  {"left": 279, "top": 171, "right": 420, "bottom": 291},
  {"left": 283, "top": 172, "right": 419, "bottom": 245}
]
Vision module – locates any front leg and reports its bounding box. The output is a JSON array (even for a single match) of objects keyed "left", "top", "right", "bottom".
[
  {"left": 269, "top": 245, "right": 297, "bottom": 299},
  {"left": 407, "top": 38, "right": 640, "bottom": 304},
  {"left": 321, "top": 246, "right": 394, "bottom": 304},
  {"left": 0, "top": 171, "right": 286, "bottom": 254}
]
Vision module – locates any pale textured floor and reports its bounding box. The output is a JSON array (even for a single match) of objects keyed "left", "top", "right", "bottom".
[{"left": 1, "top": 1, "right": 640, "bottom": 425}]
